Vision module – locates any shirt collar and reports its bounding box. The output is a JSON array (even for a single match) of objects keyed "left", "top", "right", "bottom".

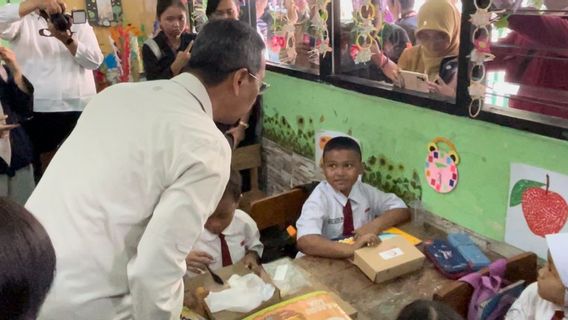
[
  {"left": 171, "top": 73, "right": 213, "bottom": 119},
  {"left": 323, "top": 179, "right": 365, "bottom": 206}
]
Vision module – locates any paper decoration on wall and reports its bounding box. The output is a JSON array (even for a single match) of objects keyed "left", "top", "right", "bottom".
[
  {"left": 314, "top": 130, "right": 358, "bottom": 166},
  {"left": 86, "top": 0, "right": 123, "bottom": 27},
  {"left": 506, "top": 163, "right": 568, "bottom": 259},
  {"left": 424, "top": 137, "right": 460, "bottom": 193}
]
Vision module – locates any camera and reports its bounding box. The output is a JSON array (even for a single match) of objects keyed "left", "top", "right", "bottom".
[{"left": 38, "top": 9, "right": 87, "bottom": 34}]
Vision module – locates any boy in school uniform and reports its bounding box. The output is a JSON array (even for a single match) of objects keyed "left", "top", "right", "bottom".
[
  {"left": 296, "top": 136, "right": 410, "bottom": 258},
  {"left": 186, "top": 170, "right": 263, "bottom": 275},
  {"left": 505, "top": 233, "right": 568, "bottom": 320}
]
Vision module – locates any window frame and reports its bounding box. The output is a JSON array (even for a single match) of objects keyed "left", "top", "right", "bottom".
[{"left": 252, "top": 0, "right": 568, "bottom": 141}]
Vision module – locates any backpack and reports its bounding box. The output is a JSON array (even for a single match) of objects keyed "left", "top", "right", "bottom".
[{"left": 460, "top": 259, "right": 522, "bottom": 320}]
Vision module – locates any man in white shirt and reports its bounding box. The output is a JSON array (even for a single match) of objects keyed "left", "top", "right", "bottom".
[
  {"left": 25, "top": 19, "right": 266, "bottom": 320},
  {"left": 0, "top": 0, "right": 103, "bottom": 176}
]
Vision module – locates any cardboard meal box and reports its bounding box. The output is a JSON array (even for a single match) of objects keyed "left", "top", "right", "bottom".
[
  {"left": 183, "top": 260, "right": 281, "bottom": 320},
  {"left": 353, "top": 235, "right": 425, "bottom": 284}
]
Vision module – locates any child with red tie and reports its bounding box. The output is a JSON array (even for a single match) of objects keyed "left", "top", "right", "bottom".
[
  {"left": 186, "top": 170, "right": 263, "bottom": 276},
  {"left": 296, "top": 136, "right": 410, "bottom": 258},
  {"left": 505, "top": 233, "right": 568, "bottom": 320}
]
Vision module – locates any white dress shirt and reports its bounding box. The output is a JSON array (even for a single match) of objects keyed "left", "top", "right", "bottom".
[
  {"left": 187, "top": 209, "right": 264, "bottom": 277},
  {"left": 0, "top": 4, "right": 103, "bottom": 112},
  {"left": 296, "top": 180, "right": 407, "bottom": 240},
  {"left": 505, "top": 283, "right": 567, "bottom": 320},
  {"left": 26, "top": 73, "right": 231, "bottom": 320}
]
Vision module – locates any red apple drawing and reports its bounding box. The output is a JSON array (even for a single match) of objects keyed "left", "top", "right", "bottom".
[{"left": 511, "top": 174, "right": 568, "bottom": 237}]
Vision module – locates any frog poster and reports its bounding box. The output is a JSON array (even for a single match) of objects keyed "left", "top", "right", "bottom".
[{"left": 505, "top": 163, "right": 568, "bottom": 258}]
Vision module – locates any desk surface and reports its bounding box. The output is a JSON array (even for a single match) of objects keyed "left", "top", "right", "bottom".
[
  {"left": 293, "top": 224, "right": 456, "bottom": 319},
  {"left": 184, "top": 223, "right": 501, "bottom": 319}
]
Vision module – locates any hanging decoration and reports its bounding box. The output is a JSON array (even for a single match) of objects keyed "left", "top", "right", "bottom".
[
  {"left": 351, "top": 0, "right": 379, "bottom": 64},
  {"left": 308, "top": 0, "right": 332, "bottom": 58},
  {"left": 467, "top": 0, "right": 504, "bottom": 117},
  {"left": 424, "top": 137, "right": 460, "bottom": 194}
]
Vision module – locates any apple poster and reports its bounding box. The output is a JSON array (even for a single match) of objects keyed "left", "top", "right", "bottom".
[{"left": 506, "top": 163, "right": 568, "bottom": 258}]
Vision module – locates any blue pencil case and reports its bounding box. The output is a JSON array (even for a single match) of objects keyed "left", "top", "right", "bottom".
[
  {"left": 424, "top": 239, "right": 470, "bottom": 279},
  {"left": 447, "top": 232, "right": 491, "bottom": 271}
]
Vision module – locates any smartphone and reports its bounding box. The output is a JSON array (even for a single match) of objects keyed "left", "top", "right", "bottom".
[{"left": 399, "top": 70, "right": 430, "bottom": 94}]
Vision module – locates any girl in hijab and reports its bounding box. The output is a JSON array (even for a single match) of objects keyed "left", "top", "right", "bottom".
[{"left": 375, "top": 0, "right": 460, "bottom": 97}]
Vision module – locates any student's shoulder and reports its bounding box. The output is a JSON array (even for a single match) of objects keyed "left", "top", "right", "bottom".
[
  {"left": 305, "top": 181, "right": 335, "bottom": 202},
  {"left": 233, "top": 209, "right": 258, "bottom": 227},
  {"left": 514, "top": 282, "right": 540, "bottom": 307}
]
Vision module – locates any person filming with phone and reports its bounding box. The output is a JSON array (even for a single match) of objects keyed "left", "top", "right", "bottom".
[
  {"left": 0, "top": 45, "right": 35, "bottom": 204},
  {"left": 0, "top": 0, "right": 103, "bottom": 180}
]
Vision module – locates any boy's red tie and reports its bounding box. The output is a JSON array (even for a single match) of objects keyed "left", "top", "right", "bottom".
[
  {"left": 551, "top": 311, "right": 564, "bottom": 320},
  {"left": 219, "top": 234, "right": 232, "bottom": 267},
  {"left": 343, "top": 199, "right": 354, "bottom": 237}
]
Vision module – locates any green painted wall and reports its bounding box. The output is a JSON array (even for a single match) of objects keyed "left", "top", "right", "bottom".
[{"left": 263, "top": 71, "right": 568, "bottom": 241}]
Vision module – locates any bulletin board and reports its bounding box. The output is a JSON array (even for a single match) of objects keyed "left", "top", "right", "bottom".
[{"left": 66, "top": 0, "right": 157, "bottom": 54}]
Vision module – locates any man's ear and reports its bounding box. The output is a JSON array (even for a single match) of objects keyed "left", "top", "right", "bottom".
[{"left": 231, "top": 68, "right": 249, "bottom": 96}]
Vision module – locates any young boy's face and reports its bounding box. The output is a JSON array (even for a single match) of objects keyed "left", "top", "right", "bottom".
[
  {"left": 537, "top": 252, "right": 566, "bottom": 306},
  {"left": 322, "top": 149, "right": 363, "bottom": 197},
  {"left": 204, "top": 196, "right": 238, "bottom": 235}
]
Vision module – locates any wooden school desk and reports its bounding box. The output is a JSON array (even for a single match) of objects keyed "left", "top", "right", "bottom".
[
  {"left": 293, "top": 223, "right": 458, "bottom": 319},
  {"left": 183, "top": 222, "right": 495, "bottom": 319}
]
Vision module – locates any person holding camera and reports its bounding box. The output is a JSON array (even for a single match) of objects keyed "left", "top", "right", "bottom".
[{"left": 0, "top": 0, "right": 103, "bottom": 179}]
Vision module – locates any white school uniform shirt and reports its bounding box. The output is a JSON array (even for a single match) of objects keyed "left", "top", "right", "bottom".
[
  {"left": 26, "top": 73, "right": 231, "bottom": 320},
  {"left": 296, "top": 180, "right": 407, "bottom": 240},
  {"left": 505, "top": 283, "right": 568, "bottom": 320},
  {"left": 0, "top": 4, "right": 103, "bottom": 112},
  {"left": 187, "top": 209, "right": 264, "bottom": 277}
]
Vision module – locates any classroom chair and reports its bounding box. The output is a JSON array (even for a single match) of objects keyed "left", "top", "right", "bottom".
[
  {"left": 249, "top": 185, "right": 312, "bottom": 231},
  {"left": 432, "top": 252, "right": 538, "bottom": 318},
  {"left": 231, "top": 143, "right": 265, "bottom": 213}
]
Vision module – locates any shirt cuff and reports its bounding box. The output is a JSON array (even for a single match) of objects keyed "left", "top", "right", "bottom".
[{"left": 2, "top": 4, "right": 22, "bottom": 23}]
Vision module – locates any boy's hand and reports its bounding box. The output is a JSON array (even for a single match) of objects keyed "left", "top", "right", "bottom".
[
  {"left": 354, "top": 221, "right": 380, "bottom": 240},
  {"left": 242, "top": 251, "right": 261, "bottom": 276},
  {"left": 352, "top": 233, "right": 380, "bottom": 251},
  {"left": 186, "top": 250, "right": 214, "bottom": 274}
]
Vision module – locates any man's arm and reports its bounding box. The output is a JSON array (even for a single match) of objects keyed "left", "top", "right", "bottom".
[{"left": 127, "top": 142, "right": 230, "bottom": 320}]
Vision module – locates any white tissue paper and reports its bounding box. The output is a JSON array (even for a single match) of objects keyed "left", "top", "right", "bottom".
[{"left": 204, "top": 273, "right": 276, "bottom": 313}]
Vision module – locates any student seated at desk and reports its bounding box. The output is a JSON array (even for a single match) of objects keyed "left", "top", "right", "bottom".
[
  {"left": 505, "top": 233, "right": 568, "bottom": 320},
  {"left": 186, "top": 170, "right": 263, "bottom": 275},
  {"left": 296, "top": 136, "right": 410, "bottom": 259}
]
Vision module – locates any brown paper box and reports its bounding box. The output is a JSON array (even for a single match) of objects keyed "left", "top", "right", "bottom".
[
  {"left": 353, "top": 235, "right": 425, "bottom": 284},
  {"left": 184, "top": 260, "right": 281, "bottom": 320}
]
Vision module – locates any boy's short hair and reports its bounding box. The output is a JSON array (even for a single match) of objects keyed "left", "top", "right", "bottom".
[
  {"left": 396, "top": 300, "right": 462, "bottom": 320},
  {"left": 322, "top": 136, "right": 362, "bottom": 161},
  {"left": 222, "top": 169, "right": 242, "bottom": 202}
]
